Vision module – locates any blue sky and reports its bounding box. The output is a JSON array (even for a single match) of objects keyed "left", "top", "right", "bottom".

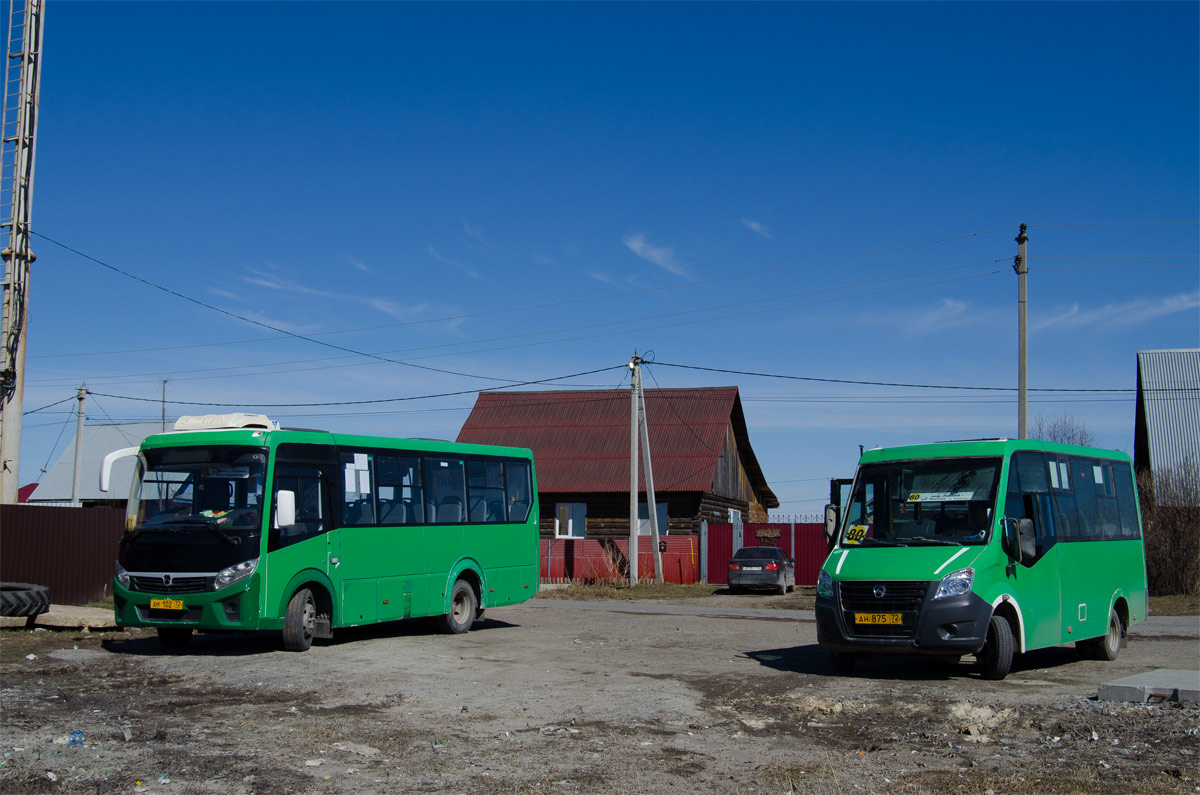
[{"left": 19, "top": 1, "right": 1199, "bottom": 514}]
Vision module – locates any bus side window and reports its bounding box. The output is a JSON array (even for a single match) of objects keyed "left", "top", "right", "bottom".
[
  {"left": 426, "top": 458, "right": 467, "bottom": 524},
  {"left": 1112, "top": 461, "right": 1142, "bottom": 539},
  {"left": 1047, "top": 457, "right": 1080, "bottom": 539},
  {"left": 506, "top": 462, "right": 532, "bottom": 523},
  {"left": 340, "top": 450, "right": 376, "bottom": 526},
  {"left": 1011, "top": 452, "right": 1057, "bottom": 556},
  {"left": 1091, "top": 461, "right": 1122, "bottom": 538},
  {"left": 375, "top": 454, "right": 422, "bottom": 525}
]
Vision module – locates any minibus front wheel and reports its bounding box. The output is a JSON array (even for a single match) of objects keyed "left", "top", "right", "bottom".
[{"left": 977, "top": 614, "right": 1014, "bottom": 680}]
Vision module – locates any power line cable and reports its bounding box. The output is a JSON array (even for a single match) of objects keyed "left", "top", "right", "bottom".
[
  {"left": 30, "top": 230, "right": 526, "bottom": 385},
  {"left": 34, "top": 406, "right": 76, "bottom": 484},
  {"left": 31, "top": 225, "right": 1016, "bottom": 361},
  {"left": 22, "top": 394, "right": 76, "bottom": 415},
  {"left": 30, "top": 257, "right": 1008, "bottom": 387},
  {"left": 651, "top": 361, "right": 1140, "bottom": 393},
  {"left": 85, "top": 365, "right": 627, "bottom": 409}
]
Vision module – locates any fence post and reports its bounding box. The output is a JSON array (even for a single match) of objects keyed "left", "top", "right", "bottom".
[{"left": 700, "top": 520, "right": 708, "bottom": 585}]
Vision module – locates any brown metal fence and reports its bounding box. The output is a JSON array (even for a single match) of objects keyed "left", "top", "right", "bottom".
[{"left": 0, "top": 505, "right": 124, "bottom": 605}]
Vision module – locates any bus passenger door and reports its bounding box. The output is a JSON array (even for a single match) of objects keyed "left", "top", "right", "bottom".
[
  {"left": 268, "top": 462, "right": 337, "bottom": 623},
  {"left": 1003, "top": 452, "right": 1062, "bottom": 651}
]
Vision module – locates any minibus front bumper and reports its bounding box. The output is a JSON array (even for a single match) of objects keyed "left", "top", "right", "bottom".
[
  {"left": 113, "top": 575, "right": 261, "bottom": 632},
  {"left": 816, "top": 583, "right": 993, "bottom": 656}
]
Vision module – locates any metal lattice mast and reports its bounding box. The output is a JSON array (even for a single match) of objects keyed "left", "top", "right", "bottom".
[{"left": 0, "top": 0, "right": 44, "bottom": 503}]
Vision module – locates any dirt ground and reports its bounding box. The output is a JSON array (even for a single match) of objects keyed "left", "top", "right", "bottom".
[{"left": 1, "top": 595, "right": 1197, "bottom": 794}]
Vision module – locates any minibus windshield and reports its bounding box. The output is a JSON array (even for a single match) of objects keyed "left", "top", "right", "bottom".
[{"left": 840, "top": 457, "right": 1001, "bottom": 547}]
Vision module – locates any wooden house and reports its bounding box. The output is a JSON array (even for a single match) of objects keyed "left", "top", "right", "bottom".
[{"left": 456, "top": 387, "right": 778, "bottom": 538}]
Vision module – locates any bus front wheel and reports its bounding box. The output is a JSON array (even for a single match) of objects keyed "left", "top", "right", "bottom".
[
  {"left": 442, "top": 580, "right": 477, "bottom": 635},
  {"left": 977, "top": 615, "right": 1014, "bottom": 680},
  {"left": 283, "top": 588, "right": 316, "bottom": 652},
  {"left": 1078, "top": 608, "right": 1122, "bottom": 661}
]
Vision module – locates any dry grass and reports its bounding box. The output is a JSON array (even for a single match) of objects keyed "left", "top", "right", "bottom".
[
  {"left": 535, "top": 582, "right": 722, "bottom": 601},
  {"left": 1148, "top": 593, "right": 1200, "bottom": 616}
]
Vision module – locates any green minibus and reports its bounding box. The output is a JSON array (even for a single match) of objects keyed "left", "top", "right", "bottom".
[
  {"left": 816, "top": 439, "right": 1148, "bottom": 679},
  {"left": 100, "top": 413, "right": 539, "bottom": 651}
]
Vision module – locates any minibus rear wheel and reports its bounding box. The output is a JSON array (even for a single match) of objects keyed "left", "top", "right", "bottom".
[{"left": 1078, "top": 607, "right": 1122, "bottom": 661}]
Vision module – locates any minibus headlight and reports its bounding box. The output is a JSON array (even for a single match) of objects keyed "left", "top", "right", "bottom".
[
  {"left": 214, "top": 558, "right": 258, "bottom": 590},
  {"left": 115, "top": 561, "right": 130, "bottom": 589},
  {"left": 934, "top": 568, "right": 974, "bottom": 600},
  {"left": 817, "top": 569, "right": 834, "bottom": 599}
]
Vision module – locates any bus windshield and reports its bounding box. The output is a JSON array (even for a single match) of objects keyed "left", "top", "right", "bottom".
[
  {"left": 840, "top": 457, "right": 1001, "bottom": 547},
  {"left": 127, "top": 446, "right": 268, "bottom": 542}
]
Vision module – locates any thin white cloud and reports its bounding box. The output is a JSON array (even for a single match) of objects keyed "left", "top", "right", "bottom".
[
  {"left": 741, "top": 218, "right": 772, "bottom": 239},
  {"left": 461, "top": 222, "right": 495, "bottom": 257},
  {"left": 1032, "top": 290, "right": 1200, "bottom": 332},
  {"left": 426, "top": 245, "right": 483, "bottom": 281},
  {"left": 589, "top": 271, "right": 622, "bottom": 287},
  {"left": 348, "top": 257, "right": 371, "bottom": 273},
  {"left": 621, "top": 232, "right": 689, "bottom": 278},
  {"left": 906, "top": 298, "right": 977, "bottom": 335}
]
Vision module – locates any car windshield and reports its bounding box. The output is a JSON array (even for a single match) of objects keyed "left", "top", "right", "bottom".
[
  {"left": 733, "top": 548, "right": 782, "bottom": 560},
  {"left": 840, "top": 456, "right": 1001, "bottom": 547},
  {"left": 127, "top": 445, "right": 268, "bottom": 538}
]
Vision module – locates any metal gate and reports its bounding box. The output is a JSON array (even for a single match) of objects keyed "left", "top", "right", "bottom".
[{"left": 705, "top": 521, "right": 828, "bottom": 587}]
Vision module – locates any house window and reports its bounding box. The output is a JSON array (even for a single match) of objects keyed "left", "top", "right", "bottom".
[
  {"left": 555, "top": 503, "right": 586, "bottom": 538},
  {"left": 728, "top": 508, "right": 742, "bottom": 524},
  {"left": 637, "top": 502, "right": 668, "bottom": 536}
]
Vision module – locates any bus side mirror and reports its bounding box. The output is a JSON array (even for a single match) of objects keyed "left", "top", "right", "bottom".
[
  {"left": 275, "top": 491, "right": 296, "bottom": 529},
  {"left": 99, "top": 446, "right": 140, "bottom": 492},
  {"left": 824, "top": 504, "right": 839, "bottom": 543},
  {"left": 1003, "top": 517, "right": 1037, "bottom": 563}
]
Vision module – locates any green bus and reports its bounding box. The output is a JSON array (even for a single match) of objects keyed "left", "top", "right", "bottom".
[
  {"left": 816, "top": 439, "right": 1148, "bottom": 680},
  {"left": 100, "top": 413, "right": 539, "bottom": 651}
]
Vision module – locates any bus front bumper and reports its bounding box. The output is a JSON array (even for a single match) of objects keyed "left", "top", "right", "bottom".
[
  {"left": 816, "top": 590, "right": 993, "bottom": 656},
  {"left": 113, "top": 576, "right": 262, "bottom": 631}
]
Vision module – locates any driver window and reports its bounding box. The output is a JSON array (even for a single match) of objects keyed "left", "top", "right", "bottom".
[{"left": 270, "top": 465, "right": 329, "bottom": 550}]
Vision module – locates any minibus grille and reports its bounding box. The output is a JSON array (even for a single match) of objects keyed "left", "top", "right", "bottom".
[
  {"left": 130, "top": 575, "right": 213, "bottom": 595},
  {"left": 839, "top": 581, "right": 929, "bottom": 638}
]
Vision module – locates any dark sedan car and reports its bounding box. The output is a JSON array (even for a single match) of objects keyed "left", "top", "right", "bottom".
[{"left": 727, "top": 546, "right": 795, "bottom": 594}]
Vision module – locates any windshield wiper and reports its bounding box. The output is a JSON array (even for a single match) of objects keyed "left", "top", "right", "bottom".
[
  {"left": 856, "top": 538, "right": 906, "bottom": 547},
  {"left": 133, "top": 516, "right": 241, "bottom": 545},
  {"left": 905, "top": 536, "right": 962, "bottom": 546}
]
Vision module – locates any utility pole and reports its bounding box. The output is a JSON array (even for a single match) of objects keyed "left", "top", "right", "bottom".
[
  {"left": 628, "top": 354, "right": 640, "bottom": 586},
  {"left": 636, "top": 363, "right": 663, "bottom": 582},
  {"left": 0, "top": 0, "right": 45, "bottom": 503},
  {"left": 70, "top": 384, "right": 84, "bottom": 504},
  {"left": 1014, "top": 223, "right": 1028, "bottom": 439}
]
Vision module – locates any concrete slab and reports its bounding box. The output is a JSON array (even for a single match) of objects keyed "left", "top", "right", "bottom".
[
  {"left": 0, "top": 604, "right": 117, "bottom": 630},
  {"left": 1098, "top": 669, "right": 1200, "bottom": 705}
]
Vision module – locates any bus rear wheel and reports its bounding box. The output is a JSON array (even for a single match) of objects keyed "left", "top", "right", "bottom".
[
  {"left": 442, "top": 580, "right": 477, "bottom": 635},
  {"left": 283, "top": 588, "right": 316, "bottom": 652},
  {"left": 1078, "top": 608, "right": 1122, "bottom": 661},
  {"left": 977, "top": 615, "right": 1014, "bottom": 680}
]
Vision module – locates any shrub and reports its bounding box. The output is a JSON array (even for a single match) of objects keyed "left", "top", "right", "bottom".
[{"left": 1139, "top": 458, "right": 1200, "bottom": 596}]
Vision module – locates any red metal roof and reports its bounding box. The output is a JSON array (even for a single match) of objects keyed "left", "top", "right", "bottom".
[{"left": 457, "top": 387, "right": 777, "bottom": 507}]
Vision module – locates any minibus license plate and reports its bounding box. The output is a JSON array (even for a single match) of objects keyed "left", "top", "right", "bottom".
[
  {"left": 150, "top": 598, "right": 184, "bottom": 611},
  {"left": 855, "top": 612, "right": 901, "bottom": 625}
]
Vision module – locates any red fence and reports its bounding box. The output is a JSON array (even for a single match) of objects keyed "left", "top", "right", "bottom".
[
  {"left": 541, "top": 536, "right": 701, "bottom": 585},
  {"left": 705, "top": 522, "right": 828, "bottom": 586},
  {"left": 0, "top": 505, "right": 125, "bottom": 605}
]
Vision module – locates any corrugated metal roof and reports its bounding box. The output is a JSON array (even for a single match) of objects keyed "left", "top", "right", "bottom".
[
  {"left": 456, "top": 387, "right": 778, "bottom": 507},
  {"left": 29, "top": 422, "right": 165, "bottom": 502},
  {"left": 1135, "top": 349, "right": 1200, "bottom": 473}
]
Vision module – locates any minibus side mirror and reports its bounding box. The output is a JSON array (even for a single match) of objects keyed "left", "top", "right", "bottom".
[
  {"left": 99, "top": 446, "right": 140, "bottom": 492},
  {"left": 824, "top": 504, "right": 839, "bottom": 546},
  {"left": 275, "top": 490, "right": 296, "bottom": 529},
  {"left": 1017, "top": 518, "right": 1037, "bottom": 561}
]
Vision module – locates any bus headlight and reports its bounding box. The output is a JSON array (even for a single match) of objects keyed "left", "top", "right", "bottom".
[
  {"left": 213, "top": 558, "right": 258, "bottom": 590},
  {"left": 817, "top": 569, "right": 834, "bottom": 599},
  {"left": 934, "top": 568, "right": 974, "bottom": 600},
  {"left": 115, "top": 561, "right": 130, "bottom": 589}
]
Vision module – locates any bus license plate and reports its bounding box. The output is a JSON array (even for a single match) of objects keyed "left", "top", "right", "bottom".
[
  {"left": 150, "top": 598, "right": 184, "bottom": 611},
  {"left": 855, "top": 612, "right": 901, "bottom": 625}
]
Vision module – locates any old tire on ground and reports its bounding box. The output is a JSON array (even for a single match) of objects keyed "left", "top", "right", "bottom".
[
  {"left": 831, "top": 651, "right": 857, "bottom": 673},
  {"left": 0, "top": 582, "right": 50, "bottom": 621},
  {"left": 442, "top": 579, "right": 477, "bottom": 634},
  {"left": 157, "top": 627, "right": 192, "bottom": 648},
  {"left": 283, "top": 587, "right": 316, "bottom": 652},
  {"left": 977, "top": 614, "right": 1014, "bottom": 680},
  {"left": 1077, "top": 607, "right": 1122, "bottom": 661}
]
